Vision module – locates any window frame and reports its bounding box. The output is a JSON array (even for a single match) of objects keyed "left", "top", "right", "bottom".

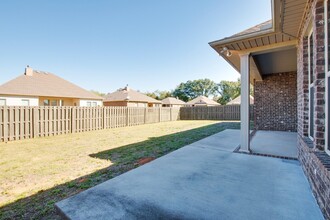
[{"left": 308, "top": 28, "right": 315, "bottom": 141}]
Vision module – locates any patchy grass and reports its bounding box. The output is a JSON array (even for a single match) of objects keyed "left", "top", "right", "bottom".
[{"left": 0, "top": 120, "right": 240, "bottom": 220}]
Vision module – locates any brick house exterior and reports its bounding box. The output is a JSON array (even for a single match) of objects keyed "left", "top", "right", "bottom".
[
  {"left": 254, "top": 72, "right": 297, "bottom": 131},
  {"left": 297, "top": 1, "right": 330, "bottom": 218},
  {"left": 210, "top": 0, "right": 330, "bottom": 218}
]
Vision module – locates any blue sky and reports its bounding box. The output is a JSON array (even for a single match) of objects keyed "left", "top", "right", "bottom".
[{"left": 0, "top": 0, "right": 271, "bottom": 94}]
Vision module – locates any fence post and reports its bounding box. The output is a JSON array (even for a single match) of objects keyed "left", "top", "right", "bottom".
[
  {"left": 170, "top": 107, "right": 173, "bottom": 121},
  {"left": 71, "top": 107, "right": 76, "bottom": 133},
  {"left": 9, "top": 107, "right": 14, "bottom": 141},
  {"left": 3, "top": 107, "right": 8, "bottom": 142},
  {"left": 126, "top": 107, "right": 129, "bottom": 126},
  {"left": 103, "top": 107, "right": 106, "bottom": 129},
  {"left": 33, "top": 108, "right": 39, "bottom": 138},
  {"left": 144, "top": 107, "right": 147, "bottom": 124}
]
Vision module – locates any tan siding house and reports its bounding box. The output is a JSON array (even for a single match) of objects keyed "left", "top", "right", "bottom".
[
  {"left": 161, "top": 97, "right": 186, "bottom": 107},
  {"left": 0, "top": 66, "right": 103, "bottom": 106},
  {"left": 103, "top": 86, "right": 162, "bottom": 107},
  {"left": 226, "top": 95, "right": 254, "bottom": 105},
  {"left": 185, "top": 96, "right": 220, "bottom": 106}
]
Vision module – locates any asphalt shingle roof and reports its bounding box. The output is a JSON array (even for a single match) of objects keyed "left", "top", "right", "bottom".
[
  {"left": 161, "top": 97, "right": 186, "bottom": 105},
  {"left": 104, "top": 87, "right": 162, "bottom": 104},
  {"left": 186, "top": 96, "right": 220, "bottom": 106},
  {"left": 0, "top": 70, "right": 103, "bottom": 100}
]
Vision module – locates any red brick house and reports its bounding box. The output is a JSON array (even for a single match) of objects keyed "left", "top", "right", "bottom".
[{"left": 210, "top": 0, "right": 330, "bottom": 218}]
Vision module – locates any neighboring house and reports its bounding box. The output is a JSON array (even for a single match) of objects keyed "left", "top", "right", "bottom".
[
  {"left": 185, "top": 96, "right": 220, "bottom": 107},
  {"left": 0, "top": 66, "right": 103, "bottom": 107},
  {"left": 103, "top": 86, "right": 162, "bottom": 107},
  {"left": 161, "top": 97, "right": 186, "bottom": 107},
  {"left": 226, "top": 95, "right": 254, "bottom": 105},
  {"left": 210, "top": 0, "right": 329, "bottom": 218}
]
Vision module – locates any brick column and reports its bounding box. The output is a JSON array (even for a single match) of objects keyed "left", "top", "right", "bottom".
[
  {"left": 297, "top": 37, "right": 310, "bottom": 137},
  {"left": 313, "top": 1, "right": 326, "bottom": 150}
]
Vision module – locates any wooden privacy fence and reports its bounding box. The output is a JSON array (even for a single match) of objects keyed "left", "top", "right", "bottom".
[
  {"left": 180, "top": 105, "right": 254, "bottom": 120},
  {"left": 0, "top": 106, "right": 180, "bottom": 142}
]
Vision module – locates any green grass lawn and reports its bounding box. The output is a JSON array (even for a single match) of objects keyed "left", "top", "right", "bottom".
[{"left": 0, "top": 120, "right": 240, "bottom": 220}]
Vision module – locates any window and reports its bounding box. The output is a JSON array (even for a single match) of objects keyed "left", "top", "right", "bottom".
[
  {"left": 21, "top": 99, "right": 29, "bottom": 106},
  {"left": 86, "top": 102, "right": 91, "bottom": 107},
  {"left": 92, "top": 102, "right": 97, "bottom": 107},
  {"left": 308, "top": 29, "right": 315, "bottom": 140},
  {"left": 51, "top": 100, "right": 57, "bottom": 106},
  {"left": 43, "top": 99, "right": 50, "bottom": 106},
  {"left": 0, "top": 99, "right": 6, "bottom": 106}
]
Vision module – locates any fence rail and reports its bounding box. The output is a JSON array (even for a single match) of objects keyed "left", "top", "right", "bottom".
[
  {"left": 0, "top": 106, "right": 180, "bottom": 142},
  {"left": 180, "top": 105, "right": 254, "bottom": 120}
]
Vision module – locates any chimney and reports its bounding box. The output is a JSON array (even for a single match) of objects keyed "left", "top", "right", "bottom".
[
  {"left": 124, "top": 84, "right": 130, "bottom": 91},
  {"left": 25, "top": 65, "right": 33, "bottom": 76}
]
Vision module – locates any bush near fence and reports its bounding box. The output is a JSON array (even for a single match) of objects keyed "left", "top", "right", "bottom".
[
  {"left": 0, "top": 107, "right": 180, "bottom": 142},
  {"left": 0, "top": 105, "right": 250, "bottom": 142}
]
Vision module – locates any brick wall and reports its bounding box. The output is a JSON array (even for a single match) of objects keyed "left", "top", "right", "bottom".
[
  {"left": 298, "top": 137, "right": 330, "bottom": 220},
  {"left": 296, "top": 1, "right": 330, "bottom": 219},
  {"left": 254, "top": 72, "right": 297, "bottom": 131},
  {"left": 103, "top": 101, "right": 128, "bottom": 107}
]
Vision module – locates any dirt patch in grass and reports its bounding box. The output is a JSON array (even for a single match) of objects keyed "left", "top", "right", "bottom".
[
  {"left": 136, "top": 157, "right": 155, "bottom": 166},
  {"left": 0, "top": 120, "right": 240, "bottom": 220}
]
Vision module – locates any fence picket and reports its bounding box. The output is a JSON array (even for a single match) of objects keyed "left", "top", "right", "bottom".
[{"left": 180, "top": 105, "right": 253, "bottom": 120}]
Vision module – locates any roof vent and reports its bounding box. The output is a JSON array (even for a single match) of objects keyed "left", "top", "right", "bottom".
[{"left": 25, "top": 65, "right": 33, "bottom": 76}]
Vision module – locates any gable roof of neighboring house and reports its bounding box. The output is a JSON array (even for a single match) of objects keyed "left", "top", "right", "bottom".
[
  {"left": 0, "top": 67, "right": 103, "bottom": 100},
  {"left": 227, "top": 95, "right": 254, "bottom": 105},
  {"left": 161, "top": 97, "right": 186, "bottom": 105},
  {"left": 186, "top": 96, "right": 220, "bottom": 106},
  {"left": 104, "top": 86, "right": 162, "bottom": 104}
]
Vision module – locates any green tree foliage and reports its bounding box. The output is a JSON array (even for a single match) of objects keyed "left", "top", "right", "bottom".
[
  {"left": 145, "top": 90, "right": 172, "bottom": 100},
  {"left": 216, "top": 80, "right": 241, "bottom": 105},
  {"left": 216, "top": 79, "right": 254, "bottom": 105},
  {"left": 172, "top": 79, "right": 218, "bottom": 102}
]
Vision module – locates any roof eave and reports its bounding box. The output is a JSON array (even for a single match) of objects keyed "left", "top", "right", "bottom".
[
  {"left": 209, "top": 28, "right": 275, "bottom": 48},
  {"left": 209, "top": 0, "right": 276, "bottom": 48}
]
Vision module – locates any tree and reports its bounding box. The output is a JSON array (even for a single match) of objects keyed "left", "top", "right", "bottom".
[
  {"left": 216, "top": 79, "right": 254, "bottom": 105},
  {"left": 172, "top": 79, "right": 218, "bottom": 102},
  {"left": 145, "top": 90, "right": 172, "bottom": 100},
  {"left": 216, "top": 80, "right": 240, "bottom": 105}
]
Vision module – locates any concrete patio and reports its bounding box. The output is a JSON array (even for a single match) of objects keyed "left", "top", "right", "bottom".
[
  {"left": 251, "top": 130, "right": 298, "bottom": 159},
  {"left": 56, "top": 129, "right": 324, "bottom": 220}
]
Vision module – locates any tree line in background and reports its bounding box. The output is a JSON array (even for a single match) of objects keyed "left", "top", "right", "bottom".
[
  {"left": 145, "top": 78, "right": 251, "bottom": 105},
  {"left": 91, "top": 78, "right": 251, "bottom": 105}
]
